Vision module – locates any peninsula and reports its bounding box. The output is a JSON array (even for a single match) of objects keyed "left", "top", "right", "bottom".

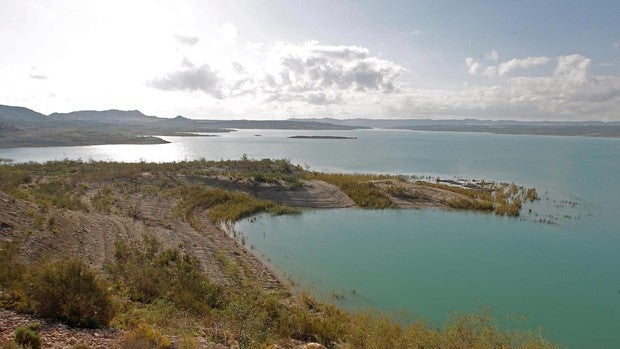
[{"left": 0, "top": 159, "right": 553, "bottom": 348}]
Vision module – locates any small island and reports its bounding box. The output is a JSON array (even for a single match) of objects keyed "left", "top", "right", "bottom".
[
  {"left": 164, "top": 132, "right": 220, "bottom": 137},
  {"left": 288, "top": 135, "right": 357, "bottom": 139}
]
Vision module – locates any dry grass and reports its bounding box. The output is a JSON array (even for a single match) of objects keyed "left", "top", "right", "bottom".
[
  {"left": 302, "top": 172, "right": 400, "bottom": 208},
  {"left": 415, "top": 181, "right": 539, "bottom": 216}
]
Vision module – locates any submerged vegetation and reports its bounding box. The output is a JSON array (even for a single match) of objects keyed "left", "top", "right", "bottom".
[{"left": 415, "top": 180, "right": 539, "bottom": 217}]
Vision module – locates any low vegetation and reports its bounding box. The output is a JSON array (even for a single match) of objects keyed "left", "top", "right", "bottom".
[
  {"left": 0, "top": 158, "right": 538, "bottom": 216},
  {"left": 120, "top": 323, "right": 172, "bottom": 349},
  {"left": 0, "top": 243, "right": 114, "bottom": 328},
  {"left": 13, "top": 323, "right": 42, "bottom": 349},
  {"left": 108, "top": 237, "right": 222, "bottom": 315},
  {"left": 302, "top": 172, "right": 400, "bottom": 208},
  {"left": 0, "top": 237, "right": 559, "bottom": 348},
  {"left": 415, "top": 180, "right": 539, "bottom": 216},
  {"left": 0, "top": 159, "right": 556, "bottom": 348},
  {"left": 173, "top": 185, "right": 299, "bottom": 226}
]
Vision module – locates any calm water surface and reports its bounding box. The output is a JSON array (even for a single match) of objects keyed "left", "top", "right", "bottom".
[{"left": 2, "top": 129, "right": 619, "bottom": 348}]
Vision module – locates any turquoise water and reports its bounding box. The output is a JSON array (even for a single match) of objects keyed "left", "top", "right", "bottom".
[{"left": 2, "top": 129, "right": 620, "bottom": 347}]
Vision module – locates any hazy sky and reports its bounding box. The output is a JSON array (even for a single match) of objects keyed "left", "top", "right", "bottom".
[{"left": 1, "top": 0, "right": 619, "bottom": 120}]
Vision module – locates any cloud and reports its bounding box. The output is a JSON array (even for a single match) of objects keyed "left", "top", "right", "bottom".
[
  {"left": 271, "top": 41, "right": 403, "bottom": 94},
  {"left": 614, "top": 42, "right": 619, "bottom": 50},
  {"left": 498, "top": 56, "right": 550, "bottom": 76},
  {"left": 465, "top": 57, "right": 482, "bottom": 75},
  {"left": 245, "top": 41, "right": 403, "bottom": 106},
  {"left": 231, "top": 62, "right": 245, "bottom": 73},
  {"left": 220, "top": 23, "right": 238, "bottom": 43},
  {"left": 484, "top": 49, "right": 499, "bottom": 62},
  {"left": 147, "top": 35, "right": 618, "bottom": 120},
  {"left": 148, "top": 63, "right": 223, "bottom": 98},
  {"left": 174, "top": 34, "right": 199, "bottom": 46},
  {"left": 402, "top": 54, "right": 620, "bottom": 120},
  {"left": 307, "top": 92, "right": 342, "bottom": 105},
  {"left": 411, "top": 30, "right": 422, "bottom": 37},
  {"left": 29, "top": 74, "right": 48, "bottom": 80},
  {"left": 466, "top": 55, "right": 550, "bottom": 77},
  {"left": 149, "top": 41, "right": 403, "bottom": 107}
]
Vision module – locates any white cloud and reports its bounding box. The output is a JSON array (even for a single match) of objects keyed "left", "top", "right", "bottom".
[
  {"left": 174, "top": 34, "right": 199, "bottom": 46},
  {"left": 614, "top": 42, "right": 619, "bottom": 50},
  {"left": 149, "top": 41, "right": 403, "bottom": 107},
  {"left": 145, "top": 37, "right": 618, "bottom": 120},
  {"left": 484, "top": 49, "right": 499, "bottom": 62},
  {"left": 220, "top": 22, "right": 238, "bottom": 44},
  {"left": 29, "top": 74, "right": 48, "bottom": 80},
  {"left": 148, "top": 63, "right": 223, "bottom": 98},
  {"left": 271, "top": 41, "right": 402, "bottom": 94},
  {"left": 465, "top": 57, "right": 481, "bottom": 75},
  {"left": 498, "top": 56, "right": 550, "bottom": 76},
  {"left": 411, "top": 30, "right": 422, "bottom": 37},
  {"left": 466, "top": 55, "right": 551, "bottom": 78},
  {"left": 401, "top": 54, "right": 620, "bottom": 120}
]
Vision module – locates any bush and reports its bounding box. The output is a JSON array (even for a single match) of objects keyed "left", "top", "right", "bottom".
[
  {"left": 14, "top": 324, "right": 41, "bottom": 349},
  {"left": 26, "top": 259, "right": 115, "bottom": 328},
  {"left": 109, "top": 239, "right": 222, "bottom": 315},
  {"left": 0, "top": 241, "right": 24, "bottom": 288},
  {"left": 303, "top": 172, "right": 396, "bottom": 209},
  {"left": 1, "top": 340, "right": 21, "bottom": 349},
  {"left": 120, "top": 323, "right": 171, "bottom": 349},
  {"left": 174, "top": 186, "right": 299, "bottom": 225}
]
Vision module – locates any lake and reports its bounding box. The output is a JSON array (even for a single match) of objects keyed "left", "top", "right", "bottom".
[{"left": 2, "top": 129, "right": 619, "bottom": 348}]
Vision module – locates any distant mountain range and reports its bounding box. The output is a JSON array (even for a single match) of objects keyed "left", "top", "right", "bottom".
[
  {"left": 1, "top": 103, "right": 619, "bottom": 148},
  {"left": 288, "top": 117, "right": 620, "bottom": 128},
  {"left": 48, "top": 109, "right": 158, "bottom": 123},
  {"left": 287, "top": 117, "right": 620, "bottom": 137},
  {"left": 0, "top": 105, "right": 49, "bottom": 123},
  {"left": 0, "top": 104, "right": 366, "bottom": 130},
  {"left": 0, "top": 104, "right": 365, "bottom": 148}
]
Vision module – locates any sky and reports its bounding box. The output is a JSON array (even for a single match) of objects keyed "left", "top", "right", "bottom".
[{"left": 0, "top": 0, "right": 619, "bottom": 121}]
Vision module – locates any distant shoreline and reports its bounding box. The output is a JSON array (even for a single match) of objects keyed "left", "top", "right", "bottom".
[
  {"left": 0, "top": 134, "right": 169, "bottom": 148},
  {"left": 288, "top": 135, "right": 357, "bottom": 139},
  {"left": 395, "top": 125, "right": 620, "bottom": 138}
]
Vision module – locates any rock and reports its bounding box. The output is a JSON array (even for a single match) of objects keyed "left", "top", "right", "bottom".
[{"left": 304, "top": 343, "right": 327, "bottom": 349}]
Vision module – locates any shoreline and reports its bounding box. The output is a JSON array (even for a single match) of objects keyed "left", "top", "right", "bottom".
[
  {"left": 0, "top": 159, "right": 563, "bottom": 348},
  {"left": 287, "top": 135, "right": 358, "bottom": 139}
]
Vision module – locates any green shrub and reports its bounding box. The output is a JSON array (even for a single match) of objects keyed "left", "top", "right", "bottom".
[
  {"left": 109, "top": 239, "right": 222, "bottom": 315},
  {"left": 13, "top": 178, "right": 87, "bottom": 211},
  {"left": 14, "top": 325, "right": 41, "bottom": 349},
  {"left": 26, "top": 259, "right": 115, "bottom": 328}
]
